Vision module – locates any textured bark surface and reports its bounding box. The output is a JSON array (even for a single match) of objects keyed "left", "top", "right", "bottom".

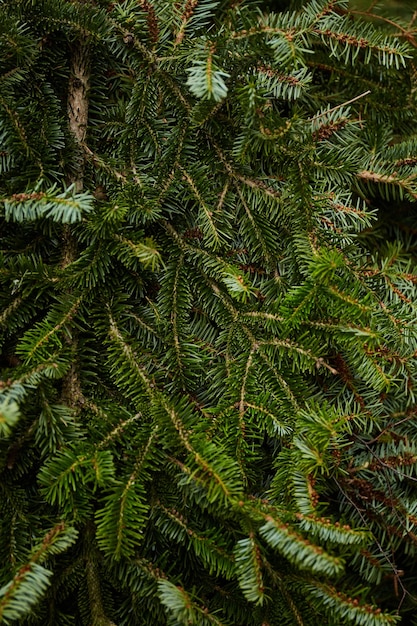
[
  {"left": 61, "top": 38, "right": 91, "bottom": 408},
  {"left": 67, "top": 39, "right": 90, "bottom": 191}
]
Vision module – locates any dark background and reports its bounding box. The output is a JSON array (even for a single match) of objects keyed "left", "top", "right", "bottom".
[
  {"left": 270, "top": 0, "right": 415, "bottom": 19},
  {"left": 352, "top": 0, "right": 415, "bottom": 17}
]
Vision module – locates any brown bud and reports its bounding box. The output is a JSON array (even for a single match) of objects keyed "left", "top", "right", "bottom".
[{"left": 123, "top": 33, "right": 135, "bottom": 46}]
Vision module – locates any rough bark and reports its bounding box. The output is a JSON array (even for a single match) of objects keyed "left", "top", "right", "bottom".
[
  {"left": 67, "top": 39, "right": 90, "bottom": 191},
  {"left": 61, "top": 37, "right": 91, "bottom": 408}
]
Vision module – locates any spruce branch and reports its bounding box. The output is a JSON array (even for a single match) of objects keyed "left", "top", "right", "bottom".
[{"left": 1, "top": 0, "right": 417, "bottom": 622}]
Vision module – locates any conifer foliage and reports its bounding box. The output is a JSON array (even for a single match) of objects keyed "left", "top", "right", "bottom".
[{"left": 1, "top": 0, "right": 417, "bottom": 623}]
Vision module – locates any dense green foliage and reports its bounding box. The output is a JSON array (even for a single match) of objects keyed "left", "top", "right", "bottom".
[{"left": 1, "top": 0, "right": 417, "bottom": 624}]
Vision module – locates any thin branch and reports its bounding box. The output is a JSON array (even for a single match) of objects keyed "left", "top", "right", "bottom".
[
  {"left": 351, "top": 10, "right": 417, "bottom": 48},
  {"left": 310, "top": 91, "right": 371, "bottom": 122}
]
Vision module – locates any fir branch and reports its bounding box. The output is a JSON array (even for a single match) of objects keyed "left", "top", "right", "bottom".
[
  {"left": 174, "top": 0, "right": 199, "bottom": 46},
  {"left": 1, "top": 0, "right": 417, "bottom": 622},
  {"left": 358, "top": 169, "right": 417, "bottom": 200},
  {"left": 179, "top": 166, "right": 222, "bottom": 249},
  {"left": 0, "top": 523, "right": 78, "bottom": 624}
]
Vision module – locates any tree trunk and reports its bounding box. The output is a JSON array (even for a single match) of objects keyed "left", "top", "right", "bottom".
[{"left": 61, "top": 37, "right": 91, "bottom": 407}]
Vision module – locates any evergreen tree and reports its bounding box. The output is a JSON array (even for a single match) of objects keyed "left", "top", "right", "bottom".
[{"left": 1, "top": 0, "right": 417, "bottom": 624}]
